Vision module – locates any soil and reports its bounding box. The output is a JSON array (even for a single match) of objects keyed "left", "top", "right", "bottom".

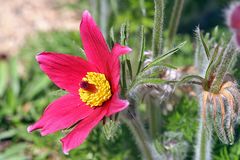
[{"left": 0, "top": 0, "right": 80, "bottom": 56}]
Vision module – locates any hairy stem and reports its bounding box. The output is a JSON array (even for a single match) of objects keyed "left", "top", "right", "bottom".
[
  {"left": 168, "top": 0, "right": 185, "bottom": 48},
  {"left": 147, "top": 0, "right": 165, "bottom": 142},
  {"left": 148, "top": 98, "right": 159, "bottom": 139},
  {"left": 195, "top": 118, "right": 212, "bottom": 160},
  {"left": 195, "top": 97, "right": 212, "bottom": 160},
  {"left": 121, "top": 97, "right": 161, "bottom": 160},
  {"left": 152, "top": 0, "right": 164, "bottom": 57}
]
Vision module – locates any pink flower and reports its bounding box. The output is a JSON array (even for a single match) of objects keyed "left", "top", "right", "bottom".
[
  {"left": 27, "top": 10, "right": 131, "bottom": 154},
  {"left": 226, "top": 2, "right": 240, "bottom": 46}
]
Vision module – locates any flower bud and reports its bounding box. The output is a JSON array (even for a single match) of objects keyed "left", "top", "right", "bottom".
[
  {"left": 202, "top": 80, "right": 240, "bottom": 144},
  {"left": 227, "top": 3, "right": 240, "bottom": 29},
  {"left": 226, "top": 2, "right": 240, "bottom": 46},
  {"left": 102, "top": 120, "right": 121, "bottom": 141}
]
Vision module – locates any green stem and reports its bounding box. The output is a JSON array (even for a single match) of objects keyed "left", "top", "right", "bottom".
[
  {"left": 168, "top": 0, "right": 185, "bottom": 48},
  {"left": 121, "top": 97, "right": 161, "bottom": 160},
  {"left": 152, "top": 0, "right": 164, "bottom": 57},
  {"left": 148, "top": 98, "right": 159, "bottom": 139},
  {"left": 136, "top": 26, "right": 145, "bottom": 76},
  {"left": 210, "top": 41, "right": 236, "bottom": 93},
  {"left": 195, "top": 118, "right": 212, "bottom": 160},
  {"left": 121, "top": 59, "right": 127, "bottom": 96},
  {"left": 147, "top": 0, "right": 164, "bottom": 142},
  {"left": 120, "top": 23, "right": 128, "bottom": 96},
  {"left": 194, "top": 113, "right": 212, "bottom": 160}
]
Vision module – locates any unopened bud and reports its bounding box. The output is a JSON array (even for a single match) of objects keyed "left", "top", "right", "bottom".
[
  {"left": 226, "top": 2, "right": 240, "bottom": 46},
  {"left": 102, "top": 120, "right": 121, "bottom": 141}
]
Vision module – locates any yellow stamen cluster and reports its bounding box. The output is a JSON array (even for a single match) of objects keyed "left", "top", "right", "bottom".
[{"left": 79, "top": 72, "right": 112, "bottom": 107}]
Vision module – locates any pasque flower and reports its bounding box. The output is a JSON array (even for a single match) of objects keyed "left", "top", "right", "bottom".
[
  {"left": 27, "top": 10, "right": 131, "bottom": 154},
  {"left": 226, "top": 2, "right": 240, "bottom": 46}
]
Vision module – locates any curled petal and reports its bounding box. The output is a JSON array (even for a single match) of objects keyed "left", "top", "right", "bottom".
[
  {"left": 109, "top": 44, "right": 132, "bottom": 92},
  {"left": 112, "top": 43, "right": 132, "bottom": 57},
  {"left": 36, "top": 52, "right": 96, "bottom": 94},
  {"left": 27, "top": 94, "right": 94, "bottom": 136},
  {"left": 106, "top": 94, "right": 129, "bottom": 117},
  {"left": 61, "top": 108, "right": 106, "bottom": 154}
]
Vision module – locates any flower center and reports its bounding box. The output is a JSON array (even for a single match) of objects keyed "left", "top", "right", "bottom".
[{"left": 79, "top": 72, "right": 112, "bottom": 107}]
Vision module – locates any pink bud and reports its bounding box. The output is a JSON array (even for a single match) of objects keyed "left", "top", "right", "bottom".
[
  {"left": 227, "top": 3, "right": 240, "bottom": 29},
  {"left": 226, "top": 3, "right": 240, "bottom": 47}
]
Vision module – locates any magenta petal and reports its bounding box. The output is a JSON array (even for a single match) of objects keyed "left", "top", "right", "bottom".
[
  {"left": 106, "top": 94, "right": 129, "bottom": 117},
  {"left": 229, "top": 4, "right": 240, "bottom": 29},
  {"left": 27, "top": 94, "right": 94, "bottom": 136},
  {"left": 36, "top": 52, "right": 96, "bottom": 94},
  {"left": 109, "top": 44, "right": 132, "bottom": 92},
  {"left": 80, "top": 10, "right": 110, "bottom": 73},
  {"left": 112, "top": 43, "right": 132, "bottom": 56},
  {"left": 60, "top": 108, "right": 106, "bottom": 154}
]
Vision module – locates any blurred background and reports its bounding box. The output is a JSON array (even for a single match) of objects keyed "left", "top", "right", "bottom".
[{"left": 0, "top": 0, "right": 239, "bottom": 159}]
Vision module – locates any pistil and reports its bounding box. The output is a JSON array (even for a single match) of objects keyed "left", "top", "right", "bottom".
[{"left": 80, "top": 81, "right": 97, "bottom": 93}]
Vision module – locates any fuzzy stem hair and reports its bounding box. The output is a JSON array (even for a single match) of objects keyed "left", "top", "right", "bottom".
[
  {"left": 152, "top": 0, "right": 164, "bottom": 57},
  {"left": 121, "top": 97, "right": 161, "bottom": 160},
  {"left": 194, "top": 96, "right": 212, "bottom": 160}
]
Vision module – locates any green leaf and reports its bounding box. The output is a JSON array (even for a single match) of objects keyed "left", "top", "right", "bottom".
[
  {"left": 139, "top": 0, "right": 146, "bottom": 16},
  {"left": 213, "top": 46, "right": 226, "bottom": 70},
  {"left": 205, "top": 44, "right": 220, "bottom": 79},
  {"left": 126, "top": 58, "right": 133, "bottom": 80},
  {"left": 161, "top": 63, "right": 178, "bottom": 69},
  {"left": 9, "top": 57, "right": 20, "bottom": 95},
  {"left": 212, "top": 26, "right": 219, "bottom": 39},
  {"left": 23, "top": 75, "right": 51, "bottom": 100},
  {"left": 0, "top": 129, "right": 17, "bottom": 140},
  {"left": 177, "top": 75, "right": 204, "bottom": 86},
  {"left": 5, "top": 88, "right": 18, "bottom": 114},
  {"left": 120, "top": 22, "right": 129, "bottom": 92},
  {"left": 120, "top": 22, "right": 129, "bottom": 46},
  {"left": 0, "top": 143, "right": 27, "bottom": 160},
  {"left": 120, "top": 23, "right": 131, "bottom": 80},
  {"left": 136, "top": 26, "right": 145, "bottom": 76},
  {"left": 143, "top": 42, "right": 186, "bottom": 71},
  {"left": 109, "top": 27, "right": 115, "bottom": 48},
  {"left": 199, "top": 30, "right": 210, "bottom": 59},
  {"left": 129, "top": 78, "right": 167, "bottom": 92},
  {"left": 0, "top": 60, "right": 9, "bottom": 97}
]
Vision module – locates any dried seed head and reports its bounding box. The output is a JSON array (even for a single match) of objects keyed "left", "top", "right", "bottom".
[{"left": 202, "top": 80, "right": 240, "bottom": 144}]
